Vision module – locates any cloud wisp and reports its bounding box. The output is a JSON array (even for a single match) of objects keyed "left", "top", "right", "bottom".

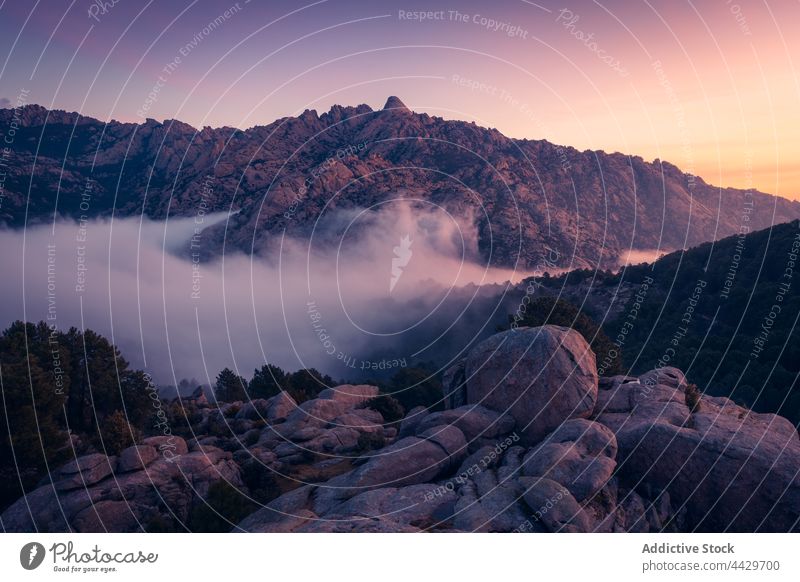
[{"left": 0, "top": 203, "right": 529, "bottom": 385}]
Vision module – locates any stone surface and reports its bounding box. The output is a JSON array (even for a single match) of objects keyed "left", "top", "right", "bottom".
[
  {"left": 317, "top": 384, "right": 379, "bottom": 406},
  {"left": 142, "top": 435, "right": 189, "bottom": 456},
  {"left": 235, "top": 399, "right": 271, "bottom": 420},
  {"left": 602, "top": 370, "right": 800, "bottom": 532},
  {"left": 326, "top": 483, "right": 457, "bottom": 529},
  {"left": 311, "top": 428, "right": 467, "bottom": 515},
  {"left": 452, "top": 447, "right": 530, "bottom": 532},
  {"left": 519, "top": 476, "right": 592, "bottom": 533},
  {"left": 442, "top": 359, "right": 467, "bottom": 409},
  {"left": 117, "top": 445, "right": 159, "bottom": 473},
  {"left": 1, "top": 447, "right": 242, "bottom": 532},
  {"left": 522, "top": 419, "right": 617, "bottom": 502},
  {"left": 265, "top": 391, "right": 297, "bottom": 422},
  {"left": 54, "top": 454, "right": 117, "bottom": 491},
  {"left": 414, "top": 405, "right": 516, "bottom": 446},
  {"left": 465, "top": 326, "right": 598, "bottom": 445},
  {"left": 235, "top": 486, "right": 314, "bottom": 533},
  {"left": 6, "top": 355, "right": 800, "bottom": 534},
  {"left": 398, "top": 406, "right": 430, "bottom": 438}
]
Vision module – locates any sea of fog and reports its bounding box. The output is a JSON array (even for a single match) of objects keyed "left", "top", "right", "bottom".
[{"left": 0, "top": 204, "right": 538, "bottom": 387}]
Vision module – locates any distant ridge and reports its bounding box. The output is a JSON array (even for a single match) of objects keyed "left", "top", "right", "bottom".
[{"left": 1, "top": 99, "right": 799, "bottom": 268}]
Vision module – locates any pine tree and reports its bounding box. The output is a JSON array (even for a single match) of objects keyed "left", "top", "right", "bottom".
[
  {"left": 0, "top": 323, "right": 68, "bottom": 509},
  {"left": 249, "top": 364, "right": 287, "bottom": 399},
  {"left": 214, "top": 368, "right": 248, "bottom": 402}
]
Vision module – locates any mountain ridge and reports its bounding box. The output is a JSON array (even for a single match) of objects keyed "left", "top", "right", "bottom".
[{"left": 1, "top": 99, "right": 799, "bottom": 269}]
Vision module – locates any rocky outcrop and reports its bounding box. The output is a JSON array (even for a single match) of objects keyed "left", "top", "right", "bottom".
[
  {"left": 3, "top": 102, "right": 799, "bottom": 269},
  {"left": 595, "top": 368, "right": 800, "bottom": 532},
  {"left": 413, "top": 405, "right": 515, "bottom": 451},
  {"left": 256, "top": 385, "right": 386, "bottom": 463},
  {"left": 117, "top": 445, "right": 159, "bottom": 473},
  {"left": 519, "top": 477, "right": 592, "bottom": 533},
  {"left": 463, "top": 326, "right": 598, "bottom": 444},
  {"left": 4, "top": 326, "right": 799, "bottom": 533},
  {"left": 1, "top": 436, "right": 241, "bottom": 532},
  {"left": 52, "top": 453, "right": 117, "bottom": 491},
  {"left": 521, "top": 419, "right": 617, "bottom": 502},
  {"left": 233, "top": 327, "right": 799, "bottom": 533}
]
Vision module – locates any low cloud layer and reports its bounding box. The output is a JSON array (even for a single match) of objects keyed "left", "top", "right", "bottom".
[
  {"left": 0, "top": 203, "right": 529, "bottom": 385},
  {"left": 618, "top": 248, "right": 668, "bottom": 266}
]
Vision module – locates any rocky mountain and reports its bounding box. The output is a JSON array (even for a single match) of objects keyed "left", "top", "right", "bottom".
[
  {"left": 4, "top": 325, "right": 798, "bottom": 532},
  {"left": 2, "top": 98, "right": 799, "bottom": 268}
]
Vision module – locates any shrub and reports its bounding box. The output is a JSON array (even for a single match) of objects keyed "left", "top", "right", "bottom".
[
  {"left": 187, "top": 480, "right": 257, "bottom": 532},
  {"left": 358, "top": 394, "right": 405, "bottom": 425},
  {"left": 0, "top": 323, "right": 69, "bottom": 510},
  {"left": 389, "top": 368, "right": 445, "bottom": 412},
  {"left": 240, "top": 459, "right": 284, "bottom": 504},
  {"left": 223, "top": 403, "right": 242, "bottom": 417},
  {"left": 163, "top": 400, "right": 201, "bottom": 437},
  {"left": 97, "top": 410, "right": 139, "bottom": 455},
  {"left": 356, "top": 431, "right": 386, "bottom": 452},
  {"left": 685, "top": 383, "right": 702, "bottom": 413},
  {"left": 285, "top": 368, "right": 333, "bottom": 404}
]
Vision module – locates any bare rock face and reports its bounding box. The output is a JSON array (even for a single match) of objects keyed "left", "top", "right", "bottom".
[
  {"left": 519, "top": 476, "right": 592, "bottom": 533},
  {"left": 235, "top": 399, "right": 271, "bottom": 421},
  {"left": 311, "top": 426, "right": 468, "bottom": 515},
  {"left": 142, "top": 435, "right": 189, "bottom": 456},
  {"left": 117, "top": 445, "right": 159, "bottom": 473},
  {"left": 5, "top": 102, "right": 799, "bottom": 269},
  {"left": 414, "top": 405, "right": 516, "bottom": 449},
  {"left": 597, "top": 369, "right": 800, "bottom": 532},
  {"left": 0, "top": 447, "right": 242, "bottom": 532},
  {"left": 265, "top": 391, "right": 297, "bottom": 423},
  {"left": 230, "top": 360, "right": 800, "bottom": 532},
  {"left": 382, "top": 96, "right": 411, "bottom": 112},
  {"left": 442, "top": 359, "right": 467, "bottom": 409},
  {"left": 398, "top": 406, "right": 430, "bottom": 438},
  {"left": 464, "top": 326, "right": 598, "bottom": 445},
  {"left": 53, "top": 454, "right": 117, "bottom": 491},
  {"left": 256, "top": 387, "right": 387, "bottom": 461},
  {"left": 521, "top": 419, "right": 617, "bottom": 502},
  {"left": 312, "top": 483, "right": 455, "bottom": 532},
  {"left": 452, "top": 445, "right": 530, "bottom": 532},
  {"left": 6, "top": 325, "right": 799, "bottom": 534},
  {"left": 232, "top": 365, "right": 800, "bottom": 533}
]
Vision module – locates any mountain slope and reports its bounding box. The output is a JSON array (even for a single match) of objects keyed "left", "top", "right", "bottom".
[
  {"left": 1, "top": 98, "right": 798, "bottom": 268},
  {"left": 528, "top": 220, "right": 800, "bottom": 424}
]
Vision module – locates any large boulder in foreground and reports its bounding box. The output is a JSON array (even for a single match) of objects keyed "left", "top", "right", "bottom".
[{"left": 463, "top": 326, "right": 598, "bottom": 445}]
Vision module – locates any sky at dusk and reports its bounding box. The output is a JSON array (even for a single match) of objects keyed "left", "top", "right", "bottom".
[{"left": 1, "top": 0, "right": 798, "bottom": 198}]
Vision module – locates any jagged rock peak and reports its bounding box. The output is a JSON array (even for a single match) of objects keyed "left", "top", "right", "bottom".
[
  {"left": 382, "top": 96, "right": 410, "bottom": 112},
  {"left": 320, "top": 103, "right": 373, "bottom": 124}
]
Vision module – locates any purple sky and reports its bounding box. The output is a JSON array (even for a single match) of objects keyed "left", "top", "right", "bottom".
[{"left": 1, "top": 0, "right": 799, "bottom": 196}]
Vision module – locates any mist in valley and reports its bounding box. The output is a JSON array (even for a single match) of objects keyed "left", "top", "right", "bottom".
[{"left": 0, "top": 202, "right": 536, "bottom": 390}]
